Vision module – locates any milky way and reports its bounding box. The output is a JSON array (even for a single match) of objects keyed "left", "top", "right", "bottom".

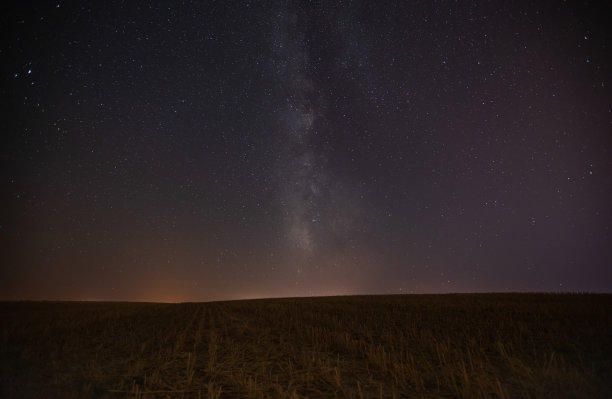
[
  {"left": 271, "top": 4, "right": 366, "bottom": 283},
  {"left": 273, "top": 5, "right": 323, "bottom": 255}
]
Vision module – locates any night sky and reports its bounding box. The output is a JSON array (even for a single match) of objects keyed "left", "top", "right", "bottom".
[{"left": 1, "top": 1, "right": 611, "bottom": 302}]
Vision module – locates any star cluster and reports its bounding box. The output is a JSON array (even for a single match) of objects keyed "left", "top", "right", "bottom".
[{"left": 1, "top": 1, "right": 610, "bottom": 301}]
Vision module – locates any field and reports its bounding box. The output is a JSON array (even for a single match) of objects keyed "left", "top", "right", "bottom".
[{"left": 1, "top": 294, "right": 611, "bottom": 398}]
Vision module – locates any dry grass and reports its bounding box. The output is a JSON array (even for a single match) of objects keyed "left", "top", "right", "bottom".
[{"left": 1, "top": 293, "right": 610, "bottom": 398}]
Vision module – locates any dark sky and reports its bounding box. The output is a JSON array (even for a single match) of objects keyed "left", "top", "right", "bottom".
[{"left": 1, "top": 1, "right": 611, "bottom": 302}]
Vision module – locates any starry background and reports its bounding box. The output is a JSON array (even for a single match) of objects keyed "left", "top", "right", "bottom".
[{"left": 1, "top": 1, "right": 611, "bottom": 302}]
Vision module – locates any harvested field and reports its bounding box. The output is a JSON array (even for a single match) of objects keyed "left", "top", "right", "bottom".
[{"left": 1, "top": 294, "right": 611, "bottom": 398}]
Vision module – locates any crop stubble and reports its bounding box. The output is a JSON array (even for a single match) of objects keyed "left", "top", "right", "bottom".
[{"left": 1, "top": 293, "right": 610, "bottom": 398}]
